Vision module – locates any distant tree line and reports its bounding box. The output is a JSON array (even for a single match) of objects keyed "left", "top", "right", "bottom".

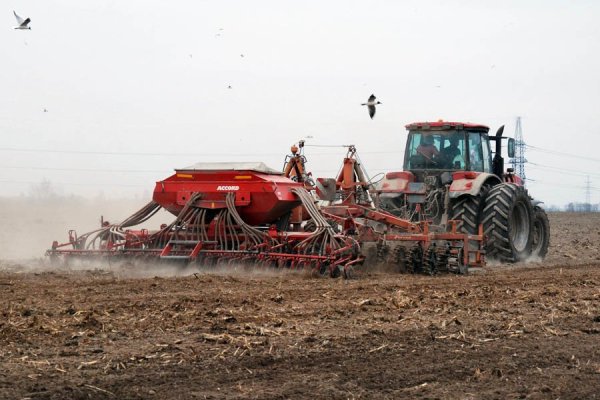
[{"left": 561, "top": 203, "right": 600, "bottom": 212}]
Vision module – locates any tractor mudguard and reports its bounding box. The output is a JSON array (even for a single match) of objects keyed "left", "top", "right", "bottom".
[{"left": 448, "top": 172, "right": 501, "bottom": 199}]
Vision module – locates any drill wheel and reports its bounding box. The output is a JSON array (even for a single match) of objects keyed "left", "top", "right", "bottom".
[
  {"left": 407, "top": 244, "right": 424, "bottom": 274},
  {"left": 390, "top": 246, "right": 408, "bottom": 273},
  {"left": 423, "top": 246, "right": 438, "bottom": 276}
]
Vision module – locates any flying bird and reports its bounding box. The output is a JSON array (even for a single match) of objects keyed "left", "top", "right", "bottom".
[
  {"left": 361, "top": 94, "right": 382, "bottom": 119},
  {"left": 13, "top": 11, "right": 31, "bottom": 30}
]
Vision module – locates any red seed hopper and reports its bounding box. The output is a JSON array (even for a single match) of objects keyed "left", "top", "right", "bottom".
[{"left": 153, "top": 162, "right": 302, "bottom": 225}]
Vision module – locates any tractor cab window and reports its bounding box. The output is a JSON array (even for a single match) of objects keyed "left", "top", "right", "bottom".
[
  {"left": 481, "top": 134, "right": 492, "bottom": 172},
  {"left": 406, "top": 131, "right": 465, "bottom": 170},
  {"left": 468, "top": 132, "right": 492, "bottom": 172},
  {"left": 468, "top": 133, "right": 484, "bottom": 171}
]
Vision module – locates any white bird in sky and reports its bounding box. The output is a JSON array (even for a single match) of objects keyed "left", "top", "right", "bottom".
[
  {"left": 13, "top": 11, "right": 31, "bottom": 30},
  {"left": 361, "top": 94, "right": 382, "bottom": 119}
]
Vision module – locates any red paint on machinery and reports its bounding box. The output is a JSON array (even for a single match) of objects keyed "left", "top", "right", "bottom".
[{"left": 153, "top": 163, "right": 303, "bottom": 226}]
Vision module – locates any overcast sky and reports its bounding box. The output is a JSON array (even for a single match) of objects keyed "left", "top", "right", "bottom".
[{"left": 2, "top": 0, "right": 600, "bottom": 206}]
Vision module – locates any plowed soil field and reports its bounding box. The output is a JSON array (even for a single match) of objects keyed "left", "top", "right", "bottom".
[{"left": 1, "top": 212, "right": 600, "bottom": 399}]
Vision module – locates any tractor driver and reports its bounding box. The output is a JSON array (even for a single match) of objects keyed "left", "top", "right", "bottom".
[
  {"left": 439, "top": 134, "right": 463, "bottom": 168},
  {"left": 416, "top": 134, "right": 439, "bottom": 163}
]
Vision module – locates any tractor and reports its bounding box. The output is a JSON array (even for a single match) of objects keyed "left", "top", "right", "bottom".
[{"left": 374, "top": 121, "right": 550, "bottom": 262}]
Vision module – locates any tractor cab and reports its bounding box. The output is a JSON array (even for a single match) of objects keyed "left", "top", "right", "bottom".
[
  {"left": 374, "top": 121, "right": 517, "bottom": 223},
  {"left": 404, "top": 122, "right": 493, "bottom": 174}
]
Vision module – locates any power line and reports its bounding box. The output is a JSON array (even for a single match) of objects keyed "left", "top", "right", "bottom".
[
  {"left": 0, "top": 146, "right": 402, "bottom": 157},
  {"left": 0, "top": 147, "right": 283, "bottom": 157},
  {"left": 528, "top": 162, "right": 600, "bottom": 179},
  {"left": 527, "top": 178, "right": 600, "bottom": 191},
  {"left": 0, "top": 164, "right": 406, "bottom": 175},
  {"left": 0, "top": 165, "right": 168, "bottom": 173},
  {"left": 526, "top": 144, "right": 600, "bottom": 163},
  {"left": 0, "top": 180, "right": 146, "bottom": 187}
]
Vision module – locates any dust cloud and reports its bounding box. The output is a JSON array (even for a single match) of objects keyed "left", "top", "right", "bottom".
[
  {"left": 0, "top": 196, "right": 172, "bottom": 261},
  {"left": 103, "top": 261, "right": 308, "bottom": 280},
  {"left": 0, "top": 256, "right": 312, "bottom": 281},
  {"left": 0, "top": 195, "right": 317, "bottom": 279}
]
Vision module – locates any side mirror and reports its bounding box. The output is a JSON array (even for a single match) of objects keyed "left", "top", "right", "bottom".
[{"left": 507, "top": 138, "right": 515, "bottom": 158}]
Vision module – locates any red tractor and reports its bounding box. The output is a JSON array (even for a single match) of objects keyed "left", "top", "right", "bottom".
[{"left": 374, "top": 121, "right": 550, "bottom": 263}]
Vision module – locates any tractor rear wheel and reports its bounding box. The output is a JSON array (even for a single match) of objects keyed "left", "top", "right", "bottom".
[
  {"left": 482, "top": 183, "right": 534, "bottom": 262},
  {"left": 531, "top": 206, "right": 550, "bottom": 259}
]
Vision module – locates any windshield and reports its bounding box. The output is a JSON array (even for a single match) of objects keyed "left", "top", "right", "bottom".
[{"left": 405, "top": 131, "right": 466, "bottom": 170}]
